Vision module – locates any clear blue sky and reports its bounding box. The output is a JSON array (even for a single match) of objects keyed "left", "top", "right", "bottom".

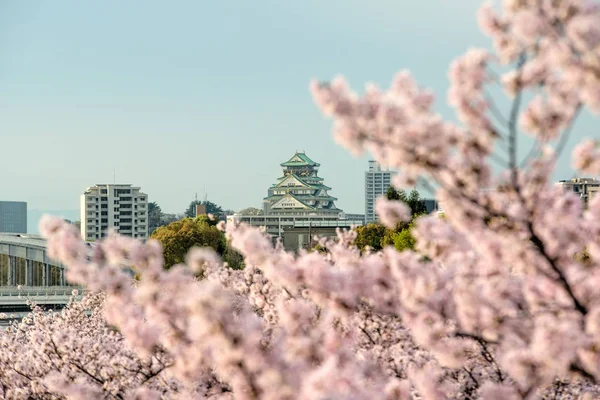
[{"left": 0, "top": 0, "right": 593, "bottom": 226}]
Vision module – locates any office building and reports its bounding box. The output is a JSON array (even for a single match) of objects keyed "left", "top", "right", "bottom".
[
  {"left": 80, "top": 184, "right": 148, "bottom": 241},
  {"left": 365, "top": 161, "right": 397, "bottom": 224},
  {"left": 0, "top": 201, "right": 27, "bottom": 233}
]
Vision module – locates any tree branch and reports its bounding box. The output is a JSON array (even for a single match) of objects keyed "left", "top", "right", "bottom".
[
  {"left": 526, "top": 222, "right": 588, "bottom": 315},
  {"left": 509, "top": 53, "right": 527, "bottom": 186}
]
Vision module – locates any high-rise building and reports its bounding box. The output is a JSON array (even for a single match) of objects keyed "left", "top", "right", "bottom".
[
  {"left": 80, "top": 184, "right": 148, "bottom": 241},
  {"left": 0, "top": 201, "right": 27, "bottom": 233},
  {"left": 365, "top": 161, "right": 397, "bottom": 224}
]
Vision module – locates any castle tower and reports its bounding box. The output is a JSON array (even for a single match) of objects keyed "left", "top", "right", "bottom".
[{"left": 262, "top": 152, "right": 341, "bottom": 216}]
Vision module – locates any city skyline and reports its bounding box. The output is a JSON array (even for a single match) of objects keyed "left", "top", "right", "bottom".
[{"left": 1, "top": 0, "right": 594, "bottom": 222}]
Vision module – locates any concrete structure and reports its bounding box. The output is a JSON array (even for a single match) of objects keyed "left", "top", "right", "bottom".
[
  {"left": 80, "top": 184, "right": 148, "bottom": 241},
  {"left": 195, "top": 204, "right": 207, "bottom": 217},
  {"left": 0, "top": 286, "right": 86, "bottom": 327},
  {"left": 228, "top": 214, "right": 363, "bottom": 250},
  {"left": 341, "top": 213, "right": 366, "bottom": 225},
  {"left": 365, "top": 161, "right": 397, "bottom": 223},
  {"left": 0, "top": 201, "right": 27, "bottom": 233},
  {"left": 556, "top": 178, "right": 600, "bottom": 206},
  {"left": 0, "top": 233, "right": 82, "bottom": 286}
]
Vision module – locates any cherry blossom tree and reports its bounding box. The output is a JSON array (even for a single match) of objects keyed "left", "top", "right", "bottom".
[{"left": 3, "top": 0, "right": 600, "bottom": 398}]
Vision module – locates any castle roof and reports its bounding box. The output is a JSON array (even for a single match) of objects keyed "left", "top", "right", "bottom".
[{"left": 280, "top": 152, "right": 320, "bottom": 167}]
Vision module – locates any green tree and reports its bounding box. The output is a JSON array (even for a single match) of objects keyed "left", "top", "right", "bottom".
[
  {"left": 223, "top": 247, "right": 244, "bottom": 270},
  {"left": 385, "top": 186, "right": 427, "bottom": 216},
  {"left": 185, "top": 200, "right": 224, "bottom": 219},
  {"left": 151, "top": 217, "right": 226, "bottom": 269},
  {"left": 196, "top": 214, "right": 220, "bottom": 227},
  {"left": 407, "top": 189, "right": 427, "bottom": 216},
  {"left": 238, "top": 207, "right": 263, "bottom": 216},
  {"left": 148, "top": 202, "right": 163, "bottom": 235},
  {"left": 354, "top": 224, "right": 387, "bottom": 252},
  {"left": 386, "top": 186, "right": 405, "bottom": 202},
  {"left": 390, "top": 223, "right": 417, "bottom": 252},
  {"left": 381, "top": 228, "right": 396, "bottom": 248}
]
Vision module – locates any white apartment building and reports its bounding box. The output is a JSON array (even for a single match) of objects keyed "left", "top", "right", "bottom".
[
  {"left": 365, "top": 161, "right": 397, "bottom": 224},
  {"left": 80, "top": 184, "right": 148, "bottom": 241}
]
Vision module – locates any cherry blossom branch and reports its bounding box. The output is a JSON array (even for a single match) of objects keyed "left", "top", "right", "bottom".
[
  {"left": 526, "top": 222, "right": 588, "bottom": 315},
  {"left": 508, "top": 53, "right": 527, "bottom": 185}
]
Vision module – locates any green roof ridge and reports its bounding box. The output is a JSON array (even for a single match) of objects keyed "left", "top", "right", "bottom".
[{"left": 280, "top": 152, "right": 320, "bottom": 167}]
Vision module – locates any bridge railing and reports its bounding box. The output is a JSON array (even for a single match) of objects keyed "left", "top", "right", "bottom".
[{"left": 0, "top": 286, "right": 87, "bottom": 297}]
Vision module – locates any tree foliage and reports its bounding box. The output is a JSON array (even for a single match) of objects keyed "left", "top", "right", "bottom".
[
  {"left": 353, "top": 223, "right": 388, "bottom": 252},
  {"left": 151, "top": 217, "right": 226, "bottom": 268},
  {"left": 148, "top": 201, "right": 163, "bottom": 235},
  {"left": 356, "top": 219, "right": 417, "bottom": 253},
  {"left": 386, "top": 186, "right": 427, "bottom": 216},
  {"left": 237, "top": 207, "right": 263, "bottom": 216}
]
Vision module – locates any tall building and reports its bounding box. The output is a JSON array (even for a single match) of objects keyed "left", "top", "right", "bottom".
[
  {"left": 0, "top": 201, "right": 27, "bottom": 233},
  {"left": 556, "top": 178, "right": 600, "bottom": 206},
  {"left": 365, "top": 161, "right": 397, "bottom": 224},
  {"left": 80, "top": 184, "right": 148, "bottom": 241},
  {"left": 263, "top": 152, "right": 341, "bottom": 216}
]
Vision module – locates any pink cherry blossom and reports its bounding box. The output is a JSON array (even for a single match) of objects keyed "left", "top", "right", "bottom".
[{"left": 375, "top": 198, "right": 411, "bottom": 228}]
